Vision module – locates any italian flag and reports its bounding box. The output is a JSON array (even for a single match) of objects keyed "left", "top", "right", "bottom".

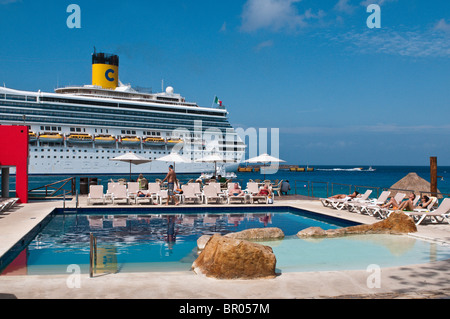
[{"left": 214, "top": 96, "right": 222, "bottom": 106}]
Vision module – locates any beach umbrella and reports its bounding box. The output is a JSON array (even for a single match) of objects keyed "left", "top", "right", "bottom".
[
  {"left": 244, "top": 153, "right": 285, "bottom": 180},
  {"left": 110, "top": 152, "right": 151, "bottom": 180},
  {"left": 155, "top": 152, "right": 191, "bottom": 170},
  {"left": 195, "top": 154, "right": 225, "bottom": 178},
  {"left": 389, "top": 172, "right": 442, "bottom": 198}
]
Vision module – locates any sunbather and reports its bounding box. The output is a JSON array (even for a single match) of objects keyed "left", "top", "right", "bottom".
[
  {"left": 137, "top": 191, "right": 150, "bottom": 198},
  {"left": 257, "top": 185, "right": 272, "bottom": 197},
  {"left": 328, "top": 191, "right": 359, "bottom": 200},
  {"left": 230, "top": 183, "right": 244, "bottom": 196},
  {"left": 380, "top": 196, "right": 402, "bottom": 210},
  {"left": 398, "top": 194, "right": 432, "bottom": 211}
]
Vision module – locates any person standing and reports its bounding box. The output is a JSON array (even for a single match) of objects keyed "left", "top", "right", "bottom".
[{"left": 160, "top": 165, "right": 179, "bottom": 206}]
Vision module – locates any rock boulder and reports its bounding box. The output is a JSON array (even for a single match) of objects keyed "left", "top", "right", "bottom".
[
  {"left": 192, "top": 234, "right": 277, "bottom": 279},
  {"left": 224, "top": 227, "right": 285, "bottom": 241},
  {"left": 297, "top": 211, "right": 417, "bottom": 238}
]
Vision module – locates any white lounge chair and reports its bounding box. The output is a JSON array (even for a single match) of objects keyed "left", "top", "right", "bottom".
[
  {"left": 181, "top": 184, "right": 202, "bottom": 204},
  {"left": 326, "top": 190, "right": 372, "bottom": 210},
  {"left": 245, "top": 182, "right": 269, "bottom": 204},
  {"left": 147, "top": 182, "right": 162, "bottom": 203},
  {"left": 271, "top": 180, "right": 283, "bottom": 197},
  {"left": 158, "top": 190, "right": 168, "bottom": 205},
  {"left": 112, "top": 184, "right": 129, "bottom": 205},
  {"left": 411, "top": 196, "right": 438, "bottom": 213},
  {"left": 341, "top": 190, "right": 373, "bottom": 210},
  {"left": 382, "top": 194, "right": 423, "bottom": 219},
  {"left": 404, "top": 197, "right": 450, "bottom": 225},
  {"left": 369, "top": 192, "right": 406, "bottom": 218},
  {"left": 188, "top": 182, "right": 204, "bottom": 203},
  {"left": 127, "top": 182, "right": 140, "bottom": 200},
  {"left": 350, "top": 191, "right": 391, "bottom": 214},
  {"left": 227, "top": 184, "right": 247, "bottom": 204},
  {"left": 135, "top": 190, "right": 153, "bottom": 205},
  {"left": 87, "top": 185, "right": 106, "bottom": 205},
  {"left": 106, "top": 182, "right": 119, "bottom": 202},
  {"left": 0, "top": 198, "right": 18, "bottom": 213},
  {"left": 203, "top": 184, "right": 224, "bottom": 204}
]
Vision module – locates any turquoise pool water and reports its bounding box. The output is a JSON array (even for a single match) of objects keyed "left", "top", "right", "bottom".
[{"left": 1, "top": 207, "right": 450, "bottom": 275}]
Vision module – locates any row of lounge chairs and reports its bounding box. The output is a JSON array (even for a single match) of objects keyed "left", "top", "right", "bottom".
[
  {"left": 87, "top": 182, "right": 273, "bottom": 205},
  {"left": 320, "top": 190, "right": 450, "bottom": 225},
  {"left": 0, "top": 198, "right": 19, "bottom": 214}
]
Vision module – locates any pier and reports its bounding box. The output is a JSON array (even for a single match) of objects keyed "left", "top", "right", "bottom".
[{"left": 238, "top": 164, "right": 314, "bottom": 172}]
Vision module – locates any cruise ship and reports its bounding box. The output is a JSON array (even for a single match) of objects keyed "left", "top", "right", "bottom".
[{"left": 0, "top": 52, "right": 246, "bottom": 175}]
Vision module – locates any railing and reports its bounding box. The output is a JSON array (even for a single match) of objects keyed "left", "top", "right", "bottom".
[
  {"left": 28, "top": 177, "right": 76, "bottom": 200},
  {"left": 289, "top": 179, "right": 449, "bottom": 203},
  {"left": 89, "top": 233, "right": 97, "bottom": 278}
]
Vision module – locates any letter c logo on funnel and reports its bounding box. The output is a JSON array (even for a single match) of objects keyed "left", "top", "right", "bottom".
[{"left": 105, "top": 69, "right": 115, "bottom": 82}]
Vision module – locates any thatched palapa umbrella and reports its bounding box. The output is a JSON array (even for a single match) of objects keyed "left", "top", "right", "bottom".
[{"left": 389, "top": 172, "right": 441, "bottom": 198}]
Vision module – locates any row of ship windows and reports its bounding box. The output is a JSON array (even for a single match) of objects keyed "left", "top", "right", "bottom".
[
  {"left": 33, "top": 155, "right": 239, "bottom": 160},
  {"left": 32, "top": 149, "right": 241, "bottom": 154},
  {"left": 0, "top": 97, "right": 226, "bottom": 120},
  {"left": 2, "top": 106, "right": 232, "bottom": 129},
  {"left": 2, "top": 114, "right": 233, "bottom": 132}
]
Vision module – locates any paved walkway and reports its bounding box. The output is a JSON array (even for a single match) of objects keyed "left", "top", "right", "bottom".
[{"left": 0, "top": 197, "right": 449, "bottom": 299}]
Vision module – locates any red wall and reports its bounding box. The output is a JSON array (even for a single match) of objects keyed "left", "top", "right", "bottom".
[{"left": 0, "top": 126, "right": 29, "bottom": 203}]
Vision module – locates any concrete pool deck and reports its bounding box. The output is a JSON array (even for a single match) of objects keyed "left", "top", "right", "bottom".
[{"left": 0, "top": 197, "right": 449, "bottom": 299}]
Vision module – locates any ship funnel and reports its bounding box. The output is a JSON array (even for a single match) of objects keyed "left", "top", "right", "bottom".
[{"left": 92, "top": 52, "right": 119, "bottom": 90}]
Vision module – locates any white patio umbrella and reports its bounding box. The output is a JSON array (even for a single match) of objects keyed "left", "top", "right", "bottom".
[
  {"left": 195, "top": 154, "right": 225, "bottom": 178},
  {"left": 244, "top": 153, "right": 285, "bottom": 180},
  {"left": 110, "top": 152, "right": 151, "bottom": 180},
  {"left": 155, "top": 152, "right": 191, "bottom": 170}
]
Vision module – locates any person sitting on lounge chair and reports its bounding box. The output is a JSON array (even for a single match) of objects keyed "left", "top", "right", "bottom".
[
  {"left": 257, "top": 185, "right": 272, "bottom": 197},
  {"left": 329, "top": 191, "right": 359, "bottom": 200},
  {"left": 398, "top": 193, "right": 432, "bottom": 211},
  {"left": 380, "top": 196, "right": 402, "bottom": 210},
  {"left": 230, "top": 183, "right": 244, "bottom": 197}
]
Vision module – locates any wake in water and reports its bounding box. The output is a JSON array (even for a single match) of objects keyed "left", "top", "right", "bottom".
[{"left": 316, "top": 167, "right": 376, "bottom": 172}]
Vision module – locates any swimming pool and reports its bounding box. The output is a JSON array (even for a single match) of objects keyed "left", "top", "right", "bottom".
[{"left": 1, "top": 206, "right": 449, "bottom": 275}]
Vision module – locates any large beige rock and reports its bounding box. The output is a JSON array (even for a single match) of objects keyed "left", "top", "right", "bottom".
[
  {"left": 297, "top": 211, "right": 417, "bottom": 238},
  {"left": 224, "top": 227, "right": 285, "bottom": 241},
  {"left": 192, "top": 234, "right": 277, "bottom": 279}
]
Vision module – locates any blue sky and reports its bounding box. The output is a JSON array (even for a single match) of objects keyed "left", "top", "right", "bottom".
[{"left": 1, "top": 0, "right": 449, "bottom": 166}]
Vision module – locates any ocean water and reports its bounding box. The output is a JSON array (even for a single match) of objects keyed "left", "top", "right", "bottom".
[{"left": 3, "top": 165, "right": 450, "bottom": 199}]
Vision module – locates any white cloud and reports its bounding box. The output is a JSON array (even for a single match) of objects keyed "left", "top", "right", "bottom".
[
  {"left": 334, "top": 0, "right": 356, "bottom": 14},
  {"left": 241, "top": 0, "right": 304, "bottom": 32},
  {"left": 240, "top": 0, "right": 324, "bottom": 33},
  {"left": 359, "top": 0, "right": 397, "bottom": 6},
  {"left": 219, "top": 22, "right": 227, "bottom": 33},
  {"left": 328, "top": 27, "right": 450, "bottom": 58},
  {"left": 255, "top": 40, "right": 274, "bottom": 51},
  {"left": 435, "top": 19, "right": 450, "bottom": 33}
]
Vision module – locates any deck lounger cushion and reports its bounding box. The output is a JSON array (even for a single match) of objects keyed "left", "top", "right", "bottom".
[
  {"left": 88, "top": 185, "right": 105, "bottom": 205},
  {"left": 112, "top": 184, "right": 129, "bottom": 205}
]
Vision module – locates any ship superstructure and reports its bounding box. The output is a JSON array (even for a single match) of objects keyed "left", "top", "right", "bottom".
[{"left": 0, "top": 52, "right": 246, "bottom": 175}]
